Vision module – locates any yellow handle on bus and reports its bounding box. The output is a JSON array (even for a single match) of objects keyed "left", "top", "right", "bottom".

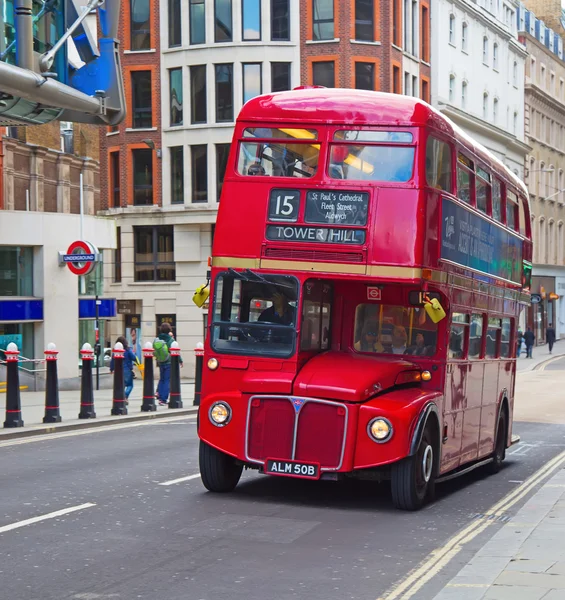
[
  {"left": 192, "top": 284, "right": 210, "bottom": 308},
  {"left": 424, "top": 297, "right": 446, "bottom": 323}
]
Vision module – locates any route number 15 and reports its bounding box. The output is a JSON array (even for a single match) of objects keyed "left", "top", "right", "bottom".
[{"left": 268, "top": 189, "right": 300, "bottom": 222}]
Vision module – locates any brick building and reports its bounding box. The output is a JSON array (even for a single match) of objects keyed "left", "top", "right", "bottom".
[
  {"left": 300, "top": 0, "right": 431, "bottom": 100},
  {"left": 0, "top": 122, "right": 116, "bottom": 388}
]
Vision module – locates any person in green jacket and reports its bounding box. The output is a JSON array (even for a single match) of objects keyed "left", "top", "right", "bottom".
[{"left": 154, "top": 323, "right": 183, "bottom": 405}]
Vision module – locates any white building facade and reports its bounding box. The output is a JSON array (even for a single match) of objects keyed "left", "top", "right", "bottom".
[
  {"left": 103, "top": 0, "right": 300, "bottom": 374},
  {"left": 431, "top": 0, "right": 530, "bottom": 178}
]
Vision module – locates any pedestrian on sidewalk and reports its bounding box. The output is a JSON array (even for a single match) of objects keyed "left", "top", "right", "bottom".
[
  {"left": 516, "top": 329, "right": 523, "bottom": 357},
  {"left": 524, "top": 327, "right": 535, "bottom": 358},
  {"left": 110, "top": 336, "right": 138, "bottom": 404},
  {"left": 153, "top": 323, "right": 183, "bottom": 406},
  {"left": 546, "top": 323, "right": 556, "bottom": 354}
]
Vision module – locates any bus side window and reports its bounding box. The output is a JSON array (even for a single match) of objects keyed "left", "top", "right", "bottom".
[
  {"left": 469, "top": 314, "right": 484, "bottom": 359},
  {"left": 500, "top": 318, "right": 511, "bottom": 358},
  {"left": 476, "top": 167, "right": 490, "bottom": 214},
  {"left": 449, "top": 313, "right": 469, "bottom": 359},
  {"left": 518, "top": 195, "right": 528, "bottom": 237},
  {"left": 492, "top": 178, "right": 502, "bottom": 221},
  {"left": 457, "top": 154, "right": 474, "bottom": 205},
  {"left": 425, "top": 137, "right": 452, "bottom": 192},
  {"left": 507, "top": 190, "right": 519, "bottom": 231},
  {"left": 486, "top": 318, "right": 501, "bottom": 359}
]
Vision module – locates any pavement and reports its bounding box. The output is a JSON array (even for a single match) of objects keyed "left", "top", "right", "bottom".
[
  {"left": 515, "top": 339, "right": 565, "bottom": 372},
  {"left": 429, "top": 466, "right": 565, "bottom": 600},
  {"left": 0, "top": 380, "right": 198, "bottom": 439}
]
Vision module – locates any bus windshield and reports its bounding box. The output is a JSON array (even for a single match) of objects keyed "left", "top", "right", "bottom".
[
  {"left": 211, "top": 272, "right": 298, "bottom": 357},
  {"left": 354, "top": 303, "right": 438, "bottom": 357},
  {"left": 328, "top": 144, "right": 415, "bottom": 182}
]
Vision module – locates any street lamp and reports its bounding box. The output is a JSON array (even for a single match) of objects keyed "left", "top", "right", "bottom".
[{"left": 142, "top": 138, "right": 161, "bottom": 158}]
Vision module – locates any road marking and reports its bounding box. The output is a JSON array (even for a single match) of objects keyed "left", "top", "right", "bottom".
[
  {"left": 537, "top": 354, "right": 565, "bottom": 371},
  {"left": 378, "top": 449, "right": 565, "bottom": 600},
  {"left": 158, "top": 473, "right": 201, "bottom": 486},
  {"left": 0, "top": 503, "right": 96, "bottom": 535},
  {"left": 0, "top": 415, "right": 196, "bottom": 449}
]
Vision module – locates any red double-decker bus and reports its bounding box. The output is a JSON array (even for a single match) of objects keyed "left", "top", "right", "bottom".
[{"left": 197, "top": 88, "right": 531, "bottom": 510}]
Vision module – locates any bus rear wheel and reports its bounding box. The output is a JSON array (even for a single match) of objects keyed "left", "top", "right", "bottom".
[
  {"left": 199, "top": 441, "right": 243, "bottom": 492},
  {"left": 391, "top": 428, "right": 436, "bottom": 511},
  {"left": 487, "top": 410, "right": 507, "bottom": 475}
]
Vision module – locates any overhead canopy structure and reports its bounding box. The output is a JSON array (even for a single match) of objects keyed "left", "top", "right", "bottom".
[{"left": 0, "top": 0, "right": 125, "bottom": 125}]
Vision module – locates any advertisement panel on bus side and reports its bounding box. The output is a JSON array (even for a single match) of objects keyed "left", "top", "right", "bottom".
[{"left": 441, "top": 198, "right": 523, "bottom": 284}]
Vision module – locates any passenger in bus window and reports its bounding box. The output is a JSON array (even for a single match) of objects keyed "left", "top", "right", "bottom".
[
  {"left": 354, "top": 320, "right": 384, "bottom": 353},
  {"left": 248, "top": 161, "right": 266, "bottom": 176},
  {"left": 388, "top": 325, "right": 408, "bottom": 354}
]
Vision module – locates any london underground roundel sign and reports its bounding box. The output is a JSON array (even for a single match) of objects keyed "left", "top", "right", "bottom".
[{"left": 63, "top": 240, "right": 98, "bottom": 276}]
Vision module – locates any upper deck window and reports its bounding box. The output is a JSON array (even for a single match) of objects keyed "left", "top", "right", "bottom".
[
  {"left": 475, "top": 167, "right": 490, "bottom": 214},
  {"left": 425, "top": 137, "right": 452, "bottom": 192},
  {"left": 507, "top": 189, "right": 518, "bottom": 231},
  {"left": 334, "top": 130, "right": 413, "bottom": 143},
  {"left": 457, "top": 153, "right": 474, "bottom": 205},
  {"left": 238, "top": 128, "right": 320, "bottom": 177},
  {"left": 328, "top": 134, "right": 415, "bottom": 182},
  {"left": 492, "top": 178, "right": 502, "bottom": 222}
]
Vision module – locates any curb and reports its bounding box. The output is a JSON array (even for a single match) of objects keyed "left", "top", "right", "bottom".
[
  {"left": 532, "top": 353, "right": 565, "bottom": 371},
  {"left": 0, "top": 406, "right": 199, "bottom": 441}
]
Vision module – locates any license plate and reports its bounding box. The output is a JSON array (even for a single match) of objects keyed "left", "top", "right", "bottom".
[{"left": 265, "top": 458, "right": 320, "bottom": 480}]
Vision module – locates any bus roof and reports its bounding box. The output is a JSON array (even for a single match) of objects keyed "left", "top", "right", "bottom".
[{"left": 238, "top": 88, "right": 528, "bottom": 199}]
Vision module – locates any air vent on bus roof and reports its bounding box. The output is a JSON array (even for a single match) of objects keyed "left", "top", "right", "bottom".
[{"left": 263, "top": 247, "right": 364, "bottom": 263}]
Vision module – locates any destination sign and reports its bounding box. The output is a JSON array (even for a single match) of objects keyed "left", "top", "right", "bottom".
[
  {"left": 266, "top": 225, "right": 365, "bottom": 245},
  {"left": 441, "top": 198, "right": 523, "bottom": 284},
  {"left": 305, "top": 190, "right": 369, "bottom": 225}
]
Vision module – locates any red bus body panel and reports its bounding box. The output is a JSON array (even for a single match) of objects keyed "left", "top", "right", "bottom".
[{"left": 200, "top": 89, "right": 530, "bottom": 480}]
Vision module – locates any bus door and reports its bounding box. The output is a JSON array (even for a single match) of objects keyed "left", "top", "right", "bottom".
[
  {"left": 443, "top": 312, "right": 468, "bottom": 472},
  {"left": 300, "top": 280, "right": 333, "bottom": 354}
]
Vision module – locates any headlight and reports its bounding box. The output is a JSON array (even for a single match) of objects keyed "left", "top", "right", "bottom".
[
  {"left": 209, "top": 402, "right": 232, "bottom": 426},
  {"left": 367, "top": 417, "right": 393, "bottom": 443},
  {"left": 207, "top": 358, "right": 219, "bottom": 370}
]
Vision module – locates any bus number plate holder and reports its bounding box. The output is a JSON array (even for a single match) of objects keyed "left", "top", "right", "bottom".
[{"left": 265, "top": 458, "right": 320, "bottom": 480}]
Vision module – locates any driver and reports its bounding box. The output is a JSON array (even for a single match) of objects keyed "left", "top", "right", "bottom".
[{"left": 258, "top": 291, "right": 295, "bottom": 326}]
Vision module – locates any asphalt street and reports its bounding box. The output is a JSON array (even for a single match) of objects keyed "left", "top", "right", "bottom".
[{"left": 1, "top": 410, "right": 565, "bottom": 600}]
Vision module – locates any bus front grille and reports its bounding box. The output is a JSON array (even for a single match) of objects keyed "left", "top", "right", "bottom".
[{"left": 247, "top": 396, "right": 347, "bottom": 470}]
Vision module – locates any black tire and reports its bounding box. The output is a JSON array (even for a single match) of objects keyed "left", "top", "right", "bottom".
[
  {"left": 391, "top": 428, "right": 436, "bottom": 511},
  {"left": 487, "top": 410, "right": 507, "bottom": 475},
  {"left": 199, "top": 440, "right": 243, "bottom": 493}
]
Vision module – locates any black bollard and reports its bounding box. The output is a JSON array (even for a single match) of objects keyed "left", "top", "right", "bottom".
[
  {"left": 111, "top": 343, "right": 127, "bottom": 415},
  {"left": 3, "top": 343, "right": 23, "bottom": 428},
  {"left": 193, "top": 343, "right": 204, "bottom": 406},
  {"left": 141, "top": 343, "right": 156, "bottom": 412},
  {"left": 43, "top": 344, "right": 61, "bottom": 423},
  {"left": 169, "top": 342, "right": 183, "bottom": 409},
  {"left": 79, "top": 344, "right": 96, "bottom": 419}
]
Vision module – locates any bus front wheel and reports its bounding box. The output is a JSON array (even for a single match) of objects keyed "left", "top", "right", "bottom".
[
  {"left": 391, "top": 428, "right": 436, "bottom": 511},
  {"left": 199, "top": 441, "right": 243, "bottom": 492}
]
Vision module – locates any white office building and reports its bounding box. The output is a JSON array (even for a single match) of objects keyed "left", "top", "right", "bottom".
[{"left": 431, "top": 0, "right": 530, "bottom": 177}]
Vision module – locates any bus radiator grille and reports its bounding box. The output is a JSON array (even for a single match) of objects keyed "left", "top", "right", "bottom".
[
  {"left": 263, "top": 247, "right": 365, "bottom": 263},
  {"left": 247, "top": 397, "right": 346, "bottom": 470}
]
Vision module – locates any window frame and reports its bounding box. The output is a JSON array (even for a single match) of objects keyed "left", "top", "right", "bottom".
[
  {"left": 168, "top": 0, "right": 182, "bottom": 47},
  {"left": 169, "top": 67, "right": 183, "bottom": 127},
  {"left": 132, "top": 148, "right": 154, "bottom": 206},
  {"left": 133, "top": 225, "right": 176, "bottom": 282},
  {"left": 271, "top": 62, "right": 291, "bottom": 92},
  {"left": 190, "top": 64, "right": 207, "bottom": 125},
  {"left": 242, "top": 0, "right": 261, "bottom": 41},
  {"left": 312, "top": 60, "right": 335, "bottom": 88},
  {"left": 271, "top": 0, "right": 290, "bottom": 41},
  {"left": 214, "top": 0, "right": 233, "bottom": 43},
  {"left": 242, "top": 62, "right": 263, "bottom": 104},
  {"left": 191, "top": 144, "right": 208, "bottom": 203},
  {"left": 312, "top": 0, "right": 334, "bottom": 41},
  {"left": 189, "top": 0, "right": 206, "bottom": 45},
  {"left": 354, "top": 0, "right": 374, "bottom": 42},
  {"left": 170, "top": 146, "right": 184, "bottom": 205},
  {"left": 130, "top": 0, "right": 151, "bottom": 50},
  {"left": 131, "top": 70, "right": 153, "bottom": 129},
  {"left": 215, "top": 63, "right": 234, "bottom": 123}
]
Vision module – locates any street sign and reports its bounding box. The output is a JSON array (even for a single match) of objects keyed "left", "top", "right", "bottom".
[
  {"left": 530, "top": 293, "right": 542, "bottom": 304},
  {"left": 62, "top": 240, "right": 98, "bottom": 276}
]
